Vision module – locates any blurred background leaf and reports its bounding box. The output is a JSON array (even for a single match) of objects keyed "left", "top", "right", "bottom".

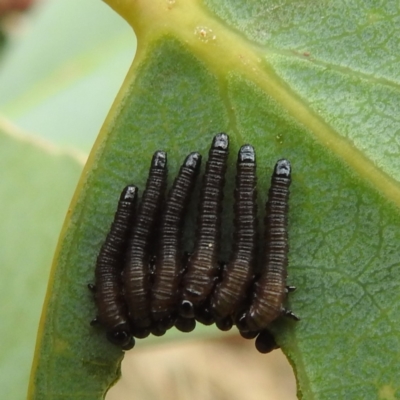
[
  {"left": 0, "top": 119, "right": 82, "bottom": 398},
  {"left": 0, "top": 0, "right": 136, "bottom": 152}
]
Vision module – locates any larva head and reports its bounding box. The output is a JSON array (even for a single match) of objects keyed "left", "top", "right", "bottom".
[
  {"left": 131, "top": 326, "right": 150, "bottom": 339},
  {"left": 106, "top": 324, "right": 135, "bottom": 350},
  {"left": 175, "top": 317, "right": 196, "bottom": 333},
  {"left": 274, "top": 159, "right": 291, "bottom": 178},
  {"left": 215, "top": 316, "right": 233, "bottom": 331},
  {"left": 120, "top": 185, "right": 138, "bottom": 201},
  {"left": 179, "top": 300, "right": 195, "bottom": 318},
  {"left": 195, "top": 306, "right": 215, "bottom": 326},
  {"left": 150, "top": 326, "right": 167, "bottom": 337},
  {"left": 152, "top": 150, "right": 167, "bottom": 169},
  {"left": 239, "top": 330, "right": 258, "bottom": 340},
  {"left": 255, "top": 330, "right": 279, "bottom": 354},
  {"left": 238, "top": 144, "right": 255, "bottom": 163},
  {"left": 212, "top": 132, "right": 229, "bottom": 150}
]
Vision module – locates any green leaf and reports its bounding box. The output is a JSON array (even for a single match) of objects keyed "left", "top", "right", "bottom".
[
  {"left": 0, "top": 119, "right": 82, "bottom": 399},
  {"left": 30, "top": 1, "right": 400, "bottom": 399}
]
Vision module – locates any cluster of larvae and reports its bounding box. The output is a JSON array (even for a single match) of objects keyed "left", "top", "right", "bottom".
[{"left": 89, "top": 133, "right": 299, "bottom": 353}]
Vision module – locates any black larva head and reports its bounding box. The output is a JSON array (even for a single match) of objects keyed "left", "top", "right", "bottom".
[
  {"left": 239, "top": 330, "right": 258, "bottom": 340},
  {"left": 120, "top": 185, "right": 138, "bottom": 201},
  {"left": 151, "top": 325, "right": 167, "bottom": 337},
  {"left": 212, "top": 133, "right": 229, "bottom": 150},
  {"left": 215, "top": 316, "right": 233, "bottom": 331},
  {"left": 106, "top": 324, "right": 135, "bottom": 350},
  {"left": 175, "top": 317, "right": 196, "bottom": 333},
  {"left": 179, "top": 300, "right": 195, "bottom": 318},
  {"left": 184, "top": 152, "right": 202, "bottom": 170},
  {"left": 274, "top": 159, "right": 291, "bottom": 177},
  {"left": 132, "top": 326, "right": 150, "bottom": 339},
  {"left": 255, "top": 330, "right": 279, "bottom": 354},
  {"left": 152, "top": 150, "right": 167, "bottom": 168},
  {"left": 195, "top": 307, "right": 215, "bottom": 326},
  {"left": 239, "top": 144, "right": 255, "bottom": 163}
]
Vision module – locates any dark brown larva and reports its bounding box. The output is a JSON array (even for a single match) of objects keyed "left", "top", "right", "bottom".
[
  {"left": 151, "top": 152, "right": 202, "bottom": 330},
  {"left": 210, "top": 144, "right": 258, "bottom": 331},
  {"left": 123, "top": 151, "right": 168, "bottom": 337},
  {"left": 179, "top": 133, "right": 229, "bottom": 320},
  {"left": 90, "top": 185, "right": 138, "bottom": 350},
  {"left": 90, "top": 138, "right": 298, "bottom": 354},
  {"left": 242, "top": 159, "right": 299, "bottom": 332}
]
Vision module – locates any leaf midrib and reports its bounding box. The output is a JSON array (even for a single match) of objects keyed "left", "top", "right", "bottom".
[{"left": 103, "top": 0, "right": 400, "bottom": 208}]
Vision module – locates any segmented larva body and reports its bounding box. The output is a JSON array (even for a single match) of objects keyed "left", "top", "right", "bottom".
[
  {"left": 123, "top": 151, "right": 167, "bottom": 336},
  {"left": 151, "top": 152, "right": 202, "bottom": 329},
  {"left": 91, "top": 185, "right": 138, "bottom": 350},
  {"left": 245, "top": 159, "right": 293, "bottom": 331},
  {"left": 179, "top": 133, "right": 229, "bottom": 319},
  {"left": 210, "top": 145, "right": 258, "bottom": 330}
]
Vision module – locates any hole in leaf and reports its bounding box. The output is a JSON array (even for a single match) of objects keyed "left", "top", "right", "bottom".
[{"left": 107, "top": 333, "right": 296, "bottom": 400}]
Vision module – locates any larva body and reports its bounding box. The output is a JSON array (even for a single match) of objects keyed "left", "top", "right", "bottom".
[
  {"left": 123, "top": 151, "right": 167, "bottom": 335},
  {"left": 92, "top": 185, "right": 137, "bottom": 350},
  {"left": 210, "top": 145, "right": 258, "bottom": 329},
  {"left": 244, "top": 159, "right": 293, "bottom": 331},
  {"left": 151, "top": 152, "right": 202, "bottom": 328},
  {"left": 179, "top": 133, "right": 229, "bottom": 319}
]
